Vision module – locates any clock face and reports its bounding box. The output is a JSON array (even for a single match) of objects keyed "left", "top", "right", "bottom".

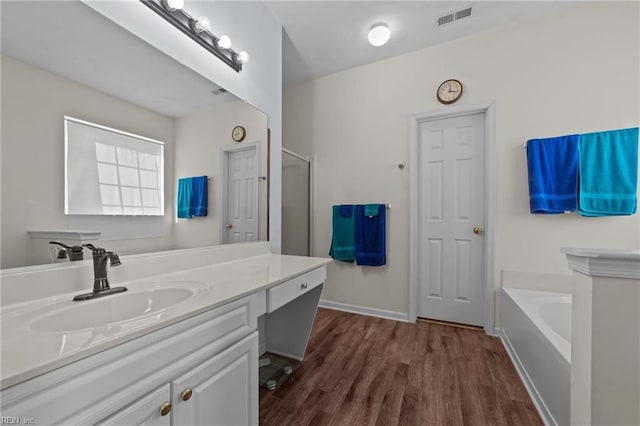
[
  {"left": 437, "top": 79, "right": 463, "bottom": 104},
  {"left": 232, "top": 126, "right": 246, "bottom": 142}
]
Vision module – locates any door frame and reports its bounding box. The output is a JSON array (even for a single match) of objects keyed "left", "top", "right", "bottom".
[
  {"left": 408, "top": 101, "right": 496, "bottom": 334},
  {"left": 219, "top": 141, "right": 260, "bottom": 244}
]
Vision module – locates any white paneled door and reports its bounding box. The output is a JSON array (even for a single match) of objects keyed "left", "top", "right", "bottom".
[
  {"left": 224, "top": 147, "right": 258, "bottom": 244},
  {"left": 417, "top": 112, "right": 486, "bottom": 326}
]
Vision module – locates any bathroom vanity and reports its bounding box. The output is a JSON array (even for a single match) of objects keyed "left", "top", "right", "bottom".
[{"left": 0, "top": 242, "right": 330, "bottom": 425}]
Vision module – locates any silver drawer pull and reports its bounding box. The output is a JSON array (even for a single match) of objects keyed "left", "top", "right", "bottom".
[{"left": 300, "top": 283, "right": 308, "bottom": 290}]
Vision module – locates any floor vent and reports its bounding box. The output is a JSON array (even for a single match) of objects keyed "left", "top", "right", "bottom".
[{"left": 437, "top": 6, "right": 473, "bottom": 26}]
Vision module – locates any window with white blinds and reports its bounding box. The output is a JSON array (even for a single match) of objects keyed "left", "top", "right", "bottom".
[{"left": 65, "top": 116, "right": 164, "bottom": 216}]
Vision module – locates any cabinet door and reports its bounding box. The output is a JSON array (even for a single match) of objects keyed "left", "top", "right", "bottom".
[
  {"left": 172, "top": 332, "right": 258, "bottom": 426},
  {"left": 97, "top": 383, "right": 171, "bottom": 426}
]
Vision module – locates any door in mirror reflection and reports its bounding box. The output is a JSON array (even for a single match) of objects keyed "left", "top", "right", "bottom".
[{"left": 223, "top": 146, "right": 258, "bottom": 243}]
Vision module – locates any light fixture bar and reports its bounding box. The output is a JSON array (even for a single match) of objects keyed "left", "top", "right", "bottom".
[{"left": 140, "top": 0, "right": 242, "bottom": 72}]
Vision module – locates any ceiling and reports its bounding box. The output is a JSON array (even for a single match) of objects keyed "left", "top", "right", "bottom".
[
  {"left": 0, "top": 1, "right": 237, "bottom": 118},
  {"left": 1, "top": 1, "right": 579, "bottom": 108},
  {"left": 265, "top": 1, "right": 578, "bottom": 86}
]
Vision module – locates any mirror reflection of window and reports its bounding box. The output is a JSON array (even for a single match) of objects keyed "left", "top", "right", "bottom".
[{"left": 65, "top": 117, "right": 164, "bottom": 216}]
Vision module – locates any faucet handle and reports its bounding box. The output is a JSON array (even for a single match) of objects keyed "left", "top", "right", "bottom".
[
  {"left": 82, "top": 243, "right": 97, "bottom": 251},
  {"left": 50, "top": 241, "right": 84, "bottom": 261}
]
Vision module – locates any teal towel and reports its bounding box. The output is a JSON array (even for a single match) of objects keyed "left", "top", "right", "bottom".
[
  {"left": 177, "top": 178, "right": 192, "bottom": 218},
  {"left": 578, "top": 127, "right": 638, "bottom": 216},
  {"left": 329, "top": 205, "right": 355, "bottom": 262},
  {"left": 364, "top": 203, "right": 380, "bottom": 217}
]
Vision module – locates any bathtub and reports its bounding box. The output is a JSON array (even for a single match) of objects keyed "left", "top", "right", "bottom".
[{"left": 501, "top": 288, "right": 571, "bottom": 426}]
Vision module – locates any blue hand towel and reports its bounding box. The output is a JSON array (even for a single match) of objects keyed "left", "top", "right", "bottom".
[
  {"left": 355, "top": 204, "right": 386, "bottom": 266},
  {"left": 177, "top": 178, "right": 192, "bottom": 218},
  {"left": 578, "top": 127, "right": 639, "bottom": 216},
  {"left": 190, "top": 176, "right": 208, "bottom": 217},
  {"left": 526, "top": 135, "right": 579, "bottom": 214},
  {"left": 329, "top": 205, "right": 355, "bottom": 262},
  {"left": 339, "top": 204, "right": 353, "bottom": 217}
]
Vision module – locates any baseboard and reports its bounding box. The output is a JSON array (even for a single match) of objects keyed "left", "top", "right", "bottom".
[
  {"left": 499, "top": 330, "right": 555, "bottom": 426},
  {"left": 318, "top": 299, "right": 409, "bottom": 322}
]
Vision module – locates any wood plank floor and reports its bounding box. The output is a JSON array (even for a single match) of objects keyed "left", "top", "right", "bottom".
[{"left": 259, "top": 308, "right": 542, "bottom": 426}]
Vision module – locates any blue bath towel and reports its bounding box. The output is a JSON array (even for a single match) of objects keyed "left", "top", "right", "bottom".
[
  {"left": 177, "top": 178, "right": 192, "bottom": 218},
  {"left": 355, "top": 204, "right": 386, "bottom": 266},
  {"left": 190, "top": 176, "right": 208, "bottom": 217},
  {"left": 329, "top": 205, "right": 355, "bottom": 262},
  {"left": 526, "top": 135, "right": 579, "bottom": 214},
  {"left": 578, "top": 127, "right": 639, "bottom": 216}
]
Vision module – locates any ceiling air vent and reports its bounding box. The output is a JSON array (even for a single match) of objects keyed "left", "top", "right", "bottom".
[
  {"left": 211, "top": 87, "right": 228, "bottom": 95},
  {"left": 437, "top": 6, "right": 473, "bottom": 26}
]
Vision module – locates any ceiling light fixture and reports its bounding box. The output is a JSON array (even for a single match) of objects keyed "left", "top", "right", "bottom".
[
  {"left": 368, "top": 24, "right": 391, "bottom": 47},
  {"left": 141, "top": 0, "right": 248, "bottom": 72}
]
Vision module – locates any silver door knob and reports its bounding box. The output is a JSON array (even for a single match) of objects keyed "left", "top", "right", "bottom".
[{"left": 225, "top": 223, "right": 233, "bottom": 229}]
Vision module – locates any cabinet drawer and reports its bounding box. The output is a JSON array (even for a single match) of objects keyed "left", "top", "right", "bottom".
[{"left": 267, "top": 267, "right": 326, "bottom": 313}]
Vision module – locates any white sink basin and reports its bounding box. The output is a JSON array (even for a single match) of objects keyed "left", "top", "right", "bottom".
[{"left": 31, "top": 284, "right": 201, "bottom": 332}]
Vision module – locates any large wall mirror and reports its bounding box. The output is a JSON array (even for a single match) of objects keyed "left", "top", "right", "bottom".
[{"left": 0, "top": 1, "right": 269, "bottom": 268}]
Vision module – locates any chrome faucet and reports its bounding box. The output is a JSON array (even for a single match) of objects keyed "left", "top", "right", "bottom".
[{"left": 72, "top": 244, "right": 127, "bottom": 301}]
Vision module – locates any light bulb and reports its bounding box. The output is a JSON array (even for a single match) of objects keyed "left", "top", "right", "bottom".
[
  {"left": 368, "top": 24, "right": 390, "bottom": 47},
  {"left": 217, "top": 35, "right": 231, "bottom": 49},
  {"left": 236, "top": 51, "right": 250, "bottom": 64},
  {"left": 163, "top": 0, "right": 184, "bottom": 11},
  {"left": 192, "top": 16, "right": 210, "bottom": 33}
]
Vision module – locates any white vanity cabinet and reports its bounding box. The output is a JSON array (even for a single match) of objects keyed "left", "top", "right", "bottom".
[
  {"left": 0, "top": 295, "right": 260, "bottom": 426},
  {"left": 98, "top": 333, "right": 258, "bottom": 426},
  {"left": 171, "top": 333, "right": 258, "bottom": 425},
  {"left": 0, "top": 249, "right": 331, "bottom": 426}
]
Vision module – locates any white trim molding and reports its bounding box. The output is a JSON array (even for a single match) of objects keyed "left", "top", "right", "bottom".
[
  {"left": 561, "top": 247, "right": 640, "bottom": 279},
  {"left": 318, "top": 300, "right": 409, "bottom": 322},
  {"left": 408, "top": 101, "right": 497, "bottom": 334}
]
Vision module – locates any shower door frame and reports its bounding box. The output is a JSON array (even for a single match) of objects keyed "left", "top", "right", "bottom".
[{"left": 282, "top": 148, "right": 313, "bottom": 256}]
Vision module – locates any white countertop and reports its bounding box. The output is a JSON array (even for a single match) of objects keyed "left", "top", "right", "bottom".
[{"left": 0, "top": 253, "right": 331, "bottom": 389}]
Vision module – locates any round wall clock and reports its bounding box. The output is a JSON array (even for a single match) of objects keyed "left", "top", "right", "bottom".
[
  {"left": 232, "top": 125, "right": 246, "bottom": 142},
  {"left": 437, "top": 79, "right": 463, "bottom": 104}
]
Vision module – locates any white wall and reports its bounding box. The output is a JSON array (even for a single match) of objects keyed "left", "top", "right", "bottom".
[
  {"left": 283, "top": 3, "right": 640, "bottom": 319},
  {"left": 173, "top": 100, "right": 269, "bottom": 248},
  {"left": 0, "top": 56, "right": 175, "bottom": 268},
  {"left": 83, "top": 0, "right": 283, "bottom": 252}
]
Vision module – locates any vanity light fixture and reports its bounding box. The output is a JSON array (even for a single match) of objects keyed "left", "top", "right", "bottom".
[
  {"left": 190, "top": 16, "right": 210, "bottom": 33},
  {"left": 161, "top": 0, "right": 183, "bottom": 11},
  {"left": 236, "top": 51, "right": 250, "bottom": 64},
  {"left": 217, "top": 35, "right": 231, "bottom": 49},
  {"left": 368, "top": 24, "right": 391, "bottom": 47},
  {"left": 141, "top": 0, "right": 248, "bottom": 72}
]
